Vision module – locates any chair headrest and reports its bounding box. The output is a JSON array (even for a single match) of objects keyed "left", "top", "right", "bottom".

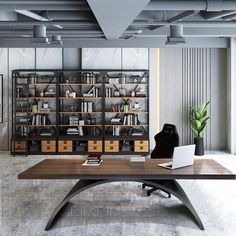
[{"left": 162, "top": 123, "right": 177, "bottom": 135}]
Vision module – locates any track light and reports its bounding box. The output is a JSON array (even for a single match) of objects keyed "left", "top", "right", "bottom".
[
  {"left": 31, "top": 25, "right": 49, "bottom": 44},
  {"left": 166, "top": 25, "right": 186, "bottom": 45},
  {"left": 51, "top": 35, "right": 63, "bottom": 45}
]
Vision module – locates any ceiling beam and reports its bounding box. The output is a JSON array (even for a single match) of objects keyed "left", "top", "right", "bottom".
[
  {"left": 203, "top": 11, "right": 236, "bottom": 20},
  {"left": 87, "top": 0, "right": 150, "bottom": 39},
  {"left": 167, "top": 11, "right": 199, "bottom": 23},
  {"left": 0, "top": 37, "right": 229, "bottom": 48},
  {"left": 15, "top": 10, "right": 63, "bottom": 29},
  {"left": 132, "top": 21, "right": 236, "bottom": 27}
]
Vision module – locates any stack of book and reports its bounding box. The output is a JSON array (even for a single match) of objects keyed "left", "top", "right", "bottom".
[
  {"left": 130, "top": 157, "right": 146, "bottom": 167},
  {"left": 82, "top": 154, "right": 102, "bottom": 166},
  {"left": 69, "top": 116, "right": 79, "bottom": 125},
  {"left": 67, "top": 128, "right": 79, "bottom": 135}
]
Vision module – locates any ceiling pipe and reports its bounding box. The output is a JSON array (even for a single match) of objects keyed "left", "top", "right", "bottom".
[
  {"left": 203, "top": 10, "right": 236, "bottom": 20},
  {"left": 47, "top": 11, "right": 95, "bottom": 20},
  {"left": 0, "top": 0, "right": 235, "bottom": 11},
  {"left": 145, "top": 0, "right": 236, "bottom": 11},
  {"left": 222, "top": 13, "right": 236, "bottom": 20},
  {"left": 0, "top": 21, "right": 96, "bottom": 26}
]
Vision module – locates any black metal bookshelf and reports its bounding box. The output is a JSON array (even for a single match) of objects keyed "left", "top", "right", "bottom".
[{"left": 11, "top": 69, "right": 149, "bottom": 156}]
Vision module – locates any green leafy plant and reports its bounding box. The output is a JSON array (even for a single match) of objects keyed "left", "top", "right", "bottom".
[{"left": 191, "top": 101, "right": 210, "bottom": 138}]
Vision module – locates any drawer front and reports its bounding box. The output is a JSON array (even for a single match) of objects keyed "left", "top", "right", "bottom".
[
  {"left": 105, "top": 140, "right": 119, "bottom": 147},
  {"left": 134, "top": 140, "right": 149, "bottom": 147},
  {"left": 134, "top": 146, "right": 149, "bottom": 152},
  {"left": 59, "top": 140, "right": 72, "bottom": 147},
  {"left": 58, "top": 146, "right": 73, "bottom": 152},
  {"left": 88, "top": 140, "right": 103, "bottom": 146},
  {"left": 13, "top": 141, "right": 26, "bottom": 149},
  {"left": 88, "top": 146, "right": 103, "bottom": 152},
  {"left": 42, "top": 146, "right": 56, "bottom": 152},
  {"left": 105, "top": 145, "right": 119, "bottom": 152},
  {"left": 42, "top": 140, "right": 56, "bottom": 147}
]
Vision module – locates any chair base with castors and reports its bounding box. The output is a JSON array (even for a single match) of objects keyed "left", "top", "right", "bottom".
[{"left": 143, "top": 184, "right": 171, "bottom": 198}]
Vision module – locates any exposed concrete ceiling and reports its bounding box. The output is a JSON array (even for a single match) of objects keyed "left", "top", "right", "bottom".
[{"left": 0, "top": 0, "right": 236, "bottom": 47}]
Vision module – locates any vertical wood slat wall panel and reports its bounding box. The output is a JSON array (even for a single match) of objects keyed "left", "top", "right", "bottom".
[{"left": 160, "top": 48, "right": 227, "bottom": 150}]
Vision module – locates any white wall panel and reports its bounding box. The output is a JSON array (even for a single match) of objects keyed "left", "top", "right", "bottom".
[
  {"left": 82, "top": 48, "right": 121, "bottom": 69},
  {"left": 36, "top": 48, "right": 62, "bottom": 69},
  {"left": 122, "top": 48, "right": 148, "bottom": 69},
  {"left": 0, "top": 49, "right": 9, "bottom": 150}
]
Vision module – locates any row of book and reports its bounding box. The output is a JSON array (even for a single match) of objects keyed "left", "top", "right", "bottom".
[
  {"left": 123, "top": 114, "right": 139, "bottom": 125},
  {"left": 81, "top": 101, "right": 93, "bottom": 112},
  {"left": 111, "top": 103, "right": 131, "bottom": 112}
]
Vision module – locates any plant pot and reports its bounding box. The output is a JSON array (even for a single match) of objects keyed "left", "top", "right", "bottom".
[{"left": 194, "top": 137, "right": 204, "bottom": 156}]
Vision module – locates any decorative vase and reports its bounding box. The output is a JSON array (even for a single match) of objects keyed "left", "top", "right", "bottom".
[{"left": 194, "top": 137, "right": 204, "bottom": 156}]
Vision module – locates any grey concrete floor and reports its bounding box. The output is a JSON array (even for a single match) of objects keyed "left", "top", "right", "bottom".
[{"left": 0, "top": 151, "right": 236, "bottom": 236}]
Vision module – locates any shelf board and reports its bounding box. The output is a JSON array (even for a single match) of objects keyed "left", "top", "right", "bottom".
[
  {"left": 105, "top": 111, "right": 147, "bottom": 114},
  {"left": 59, "top": 97, "right": 102, "bottom": 99},
  {"left": 105, "top": 124, "right": 148, "bottom": 127},
  {"left": 59, "top": 112, "right": 102, "bottom": 114},
  {"left": 16, "top": 112, "right": 56, "bottom": 114},
  {"left": 105, "top": 97, "right": 147, "bottom": 99},
  {"left": 29, "top": 97, "right": 56, "bottom": 99},
  {"left": 59, "top": 83, "right": 102, "bottom": 86},
  {"left": 59, "top": 124, "right": 102, "bottom": 127},
  {"left": 16, "top": 124, "right": 56, "bottom": 127},
  {"left": 29, "top": 83, "right": 56, "bottom": 86},
  {"left": 105, "top": 83, "right": 147, "bottom": 85}
]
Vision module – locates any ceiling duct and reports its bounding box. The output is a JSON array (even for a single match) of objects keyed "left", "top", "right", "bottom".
[
  {"left": 51, "top": 35, "right": 63, "bottom": 45},
  {"left": 31, "top": 25, "right": 49, "bottom": 44},
  {"left": 166, "top": 25, "right": 186, "bottom": 45}
]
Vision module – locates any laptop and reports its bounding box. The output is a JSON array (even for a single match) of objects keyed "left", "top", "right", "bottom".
[{"left": 158, "top": 145, "right": 196, "bottom": 169}]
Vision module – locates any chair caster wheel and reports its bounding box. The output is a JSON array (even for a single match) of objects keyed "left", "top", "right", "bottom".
[
  {"left": 142, "top": 184, "right": 145, "bottom": 189},
  {"left": 147, "top": 191, "right": 151, "bottom": 196}
]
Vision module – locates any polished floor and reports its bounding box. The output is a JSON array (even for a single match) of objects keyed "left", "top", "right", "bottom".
[{"left": 0, "top": 151, "right": 236, "bottom": 236}]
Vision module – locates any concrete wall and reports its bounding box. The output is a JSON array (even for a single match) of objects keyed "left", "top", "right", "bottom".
[
  {"left": 160, "top": 48, "right": 227, "bottom": 150},
  {"left": 0, "top": 47, "right": 228, "bottom": 151}
]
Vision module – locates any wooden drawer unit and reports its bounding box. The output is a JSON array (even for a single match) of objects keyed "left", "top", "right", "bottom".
[
  {"left": 41, "top": 140, "right": 56, "bottom": 152},
  {"left": 105, "top": 140, "right": 119, "bottom": 147},
  {"left": 42, "top": 140, "right": 56, "bottom": 147},
  {"left": 12, "top": 140, "right": 26, "bottom": 152},
  {"left": 105, "top": 145, "right": 119, "bottom": 152},
  {"left": 42, "top": 146, "right": 56, "bottom": 152},
  {"left": 134, "top": 140, "right": 149, "bottom": 147},
  {"left": 134, "top": 145, "right": 149, "bottom": 152},
  {"left": 58, "top": 146, "right": 73, "bottom": 152},
  {"left": 59, "top": 140, "right": 72, "bottom": 147},
  {"left": 88, "top": 140, "right": 102, "bottom": 146},
  {"left": 88, "top": 146, "right": 103, "bottom": 152}
]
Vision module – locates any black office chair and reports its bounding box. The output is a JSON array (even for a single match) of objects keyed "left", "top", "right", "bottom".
[{"left": 142, "top": 123, "right": 179, "bottom": 197}]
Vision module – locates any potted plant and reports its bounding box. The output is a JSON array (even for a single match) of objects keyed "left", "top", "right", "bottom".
[{"left": 191, "top": 101, "right": 210, "bottom": 156}]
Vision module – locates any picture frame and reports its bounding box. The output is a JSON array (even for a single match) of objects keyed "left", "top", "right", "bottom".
[{"left": 0, "top": 74, "right": 3, "bottom": 123}]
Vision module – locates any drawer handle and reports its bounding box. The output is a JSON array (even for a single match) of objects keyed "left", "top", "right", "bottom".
[
  {"left": 140, "top": 141, "right": 144, "bottom": 144},
  {"left": 140, "top": 147, "right": 143, "bottom": 150},
  {"left": 110, "top": 146, "right": 113, "bottom": 150},
  {"left": 64, "top": 141, "right": 67, "bottom": 144},
  {"left": 110, "top": 141, "right": 114, "bottom": 144},
  {"left": 47, "top": 146, "right": 50, "bottom": 150},
  {"left": 47, "top": 141, "right": 50, "bottom": 144},
  {"left": 64, "top": 147, "right": 67, "bottom": 150}
]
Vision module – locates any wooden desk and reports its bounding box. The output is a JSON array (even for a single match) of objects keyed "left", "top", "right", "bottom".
[{"left": 18, "top": 158, "right": 236, "bottom": 231}]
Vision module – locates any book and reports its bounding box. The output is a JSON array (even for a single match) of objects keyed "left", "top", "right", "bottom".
[{"left": 82, "top": 160, "right": 103, "bottom": 166}]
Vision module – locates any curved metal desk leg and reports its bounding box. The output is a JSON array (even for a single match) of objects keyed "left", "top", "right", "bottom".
[
  {"left": 144, "top": 180, "right": 204, "bottom": 230},
  {"left": 45, "top": 179, "right": 106, "bottom": 231},
  {"left": 45, "top": 179, "right": 204, "bottom": 231}
]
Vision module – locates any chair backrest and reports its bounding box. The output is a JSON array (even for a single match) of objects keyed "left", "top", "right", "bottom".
[{"left": 151, "top": 123, "right": 179, "bottom": 159}]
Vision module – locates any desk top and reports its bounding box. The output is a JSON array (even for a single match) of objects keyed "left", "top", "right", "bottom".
[{"left": 18, "top": 158, "right": 236, "bottom": 180}]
